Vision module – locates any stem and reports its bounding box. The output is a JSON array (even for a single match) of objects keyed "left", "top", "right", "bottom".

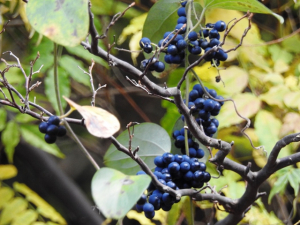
[
  {"left": 53, "top": 43, "right": 64, "bottom": 115},
  {"left": 53, "top": 43, "right": 100, "bottom": 171}
]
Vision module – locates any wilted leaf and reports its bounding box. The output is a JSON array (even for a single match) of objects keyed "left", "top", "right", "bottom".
[
  {"left": 2, "top": 121, "right": 20, "bottom": 162},
  {"left": 20, "top": 125, "right": 64, "bottom": 158},
  {"left": 203, "top": 0, "right": 283, "bottom": 23},
  {"left": 0, "top": 164, "right": 17, "bottom": 180},
  {"left": 0, "top": 186, "right": 15, "bottom": 209},
  {"left": 91, "top": 167, "right": 151, "bottom": 219},
  {"left": 104, "top": 123, "right": 170, "bottom": 175},
  {"left": 26, "top": 0, "right": 89, "bottom": 47},
  {"left": 13, "top": 182, "right": 67, "bottom": 224},
  {"left": 0, "top": 197, "right": 28, "bottom": 224},
  {"left": 217, "top": 93, "right": 261, "bottom": 129},
  {"left": 64, "top": 97, "right": 120, "bottom": 138}
]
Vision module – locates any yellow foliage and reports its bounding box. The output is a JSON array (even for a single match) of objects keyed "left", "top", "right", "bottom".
[
  {"left": 0, "top": 164, "right": 17, "bottom": 180},
  {"left": 126, "top": 209, "right": 167, "bottom": 225}
]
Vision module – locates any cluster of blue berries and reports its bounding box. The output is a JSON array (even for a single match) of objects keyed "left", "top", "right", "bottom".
[
  {"left": 38, "top": 116, "right": 67, "bottom": 144},
  {"left": 181, "top": 84, "right": 224, "bottom": 137},
  {"left": 135, "top": 152, "right": 210, "bottom": 218},
  {"left": 139, "top": 0, "right": 229, "bottom": 73}
]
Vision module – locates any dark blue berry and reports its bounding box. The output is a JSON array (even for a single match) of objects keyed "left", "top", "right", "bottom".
[
  {"left": 204, "top": 47, "right": 216, "bottom": 61},
  {"left": 193, "top": 84, "right": 204, "bottom": 97},
  {"left": 209, "top": 29, "right": 219, "bottom": 39},
  {"left": 214, "top": 20, "right": 226, "bottom": 32},
  {"left": 137, "top": 194, "right": 147, "bottom": 205},
  {"left": 39, "top": 122, "right": 48, "bottom": 134},
  {"left": 162, "top": 193, "right": 175, "bottom": 205},
  {"left": 48, "top": 116, "right": 60, "bottom": 126},
  {"left": 199, "top": 109, "right": 211, "bottom": 120},
  {"left": 143, "top": 43, "right": 153, "bottom": 53},
  {"left": 174, "top": 154, "right": 184, "bottom": 164},
  {"left": 188, "top": 31, "right": 198, "bottom": 41},
  {"left": 167, "top": 45, "right": 178, "bottom": 55},
  {"left": 200, "top": 40, "right": 209, "bottom": 49},
  {"left": 203, "top": 171, "right": 211, "bottom": 182},
  {"left": 184, "top": 171, "right": 194, "bottom": 181},
  {"left": 208, "top": 89, "right": 217, "bottom": 98},
  {"left": 154, "top": 61, "right": 165, "bottom": 72},
  {"left": 209, "top": 38, "right": 220, "bottom": 47},
  {"left": 177, "top": 16, "right": 187, "bottom": 24},
  {"left": 139, "top": 37, "right": 151, "bottom": 48},
  {"left": 164, "top": 54, "right": 172, "bottom": 64},
  {"left": 211, "top": 118, "right": 219, "bottom": 127},
  {"left": 143, "top": 202, "right": 155, "bottom": 214},
  {"left": 203, "top": 99, "right": 215, "bottom": 111},
  {"left": 149, "top": 195, "right": 161, "bottom": 210},
  {"left": 189, "top": 46, "right": 202, "bottom": 55},
  {"left": 199, "top": 29, "right": 209, "bottom": 38},
  {"left": 169, "top": 54, "right": 182, "bottom": 64},
  {"left": 175, "top": 23, "right": 186, "bottom": 34},
  {"left": 44, "top": 134, "right": 56, "bottom": 144},
  {"left": 194, "top": 170, "right": 204, "bottom": 181},
  {"left": 196, "top": 148, "right": 205, "bottom": 158},
  {"left": 206, "top": 23, "right": 214, "bottom": 28},
  {"left": 216, "top": 49, "right": 228, "bottom": 61},
  {"left": 168, "top": 162, "right": 180, "bottom": 174},
  {"left": 180, "top": 162, "right": 190, "bottom": 173},
  {"left": 136, "top": 170, "right": 146, "bottom": 175},
  {"left": 57, "top": 125, "right": 67, "bottom": 137},
  {"left": 176, "top": 39, "right": 187, "bottom": 50},
  {"left": 136, "top": 204, "right": 144, "bottom": 212},
  {"left": 177, "top": 7, "right": 186, "bottom": 17},
  {"left": 216, "top": 96, "right": 224, "bottom": 106},
  {"left": 154, "top": 156, "right": 165, "bottom": 167},
  {"left": 199, "top": 162, "right": 206, "bottom": 171},
  {"left": 46, "top": 124, "right": 58, "bottom": 135}
]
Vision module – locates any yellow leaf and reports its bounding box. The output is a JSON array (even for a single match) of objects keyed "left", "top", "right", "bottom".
[
  {"left": 193, "top": 62, "right": 216, "bottom": 82},
  {"left": 0, "top": 186, "right": 15, "bottom": 209},
  {"left": 64, "top": 97, "right": 120, "bottom": 138},
  {"left": 0, "top": 197, "right": 28, "bottom": 224},
  {"left": 280, "top": 113, "right": 300, "bottom": 137},
  {"left": 126, "top": 210, "right": 156, "bottom": 225},
  {"left": 11, "top": 209, "right": 38, "bottom": 225},
  {"left": 13, "top": 182, "right": 67, "bottom": 224},
  {"left": 129, "top": 31, "right": 142, "bottom": 66},
  {"left": 252, "top": 149, "right": 267, "bottom": 168},
  {"left": 0, "top": 164, "right": 18, "bottom": 180}
]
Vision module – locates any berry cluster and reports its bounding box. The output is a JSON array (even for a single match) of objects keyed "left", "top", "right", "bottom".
[
  {"left": 135, "top": 152, "right": 210, "bottom": 218},
  {"left": 39, "top": 116, "right": 67, "bottom": 144},
  {"left": 139, "top": 0, "right": 228, "bottom": 73},
  {"left": 181, "top": 84, "right": 224, "bottom": 137}
]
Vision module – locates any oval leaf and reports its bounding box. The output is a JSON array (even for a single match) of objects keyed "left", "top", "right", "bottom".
[
  {"left": 64, "top": 97, "right": 120, "bottom": 138},
  {"left": 0, "top": 187, "right": 15, "bottom": 209},
  {"left": 91, "top": 167, "right": 151, "bottom": 219},
  {"left": 26, "top": 0, "right": 89, "bottom": 47},
  {"left": 203, "top": 0, "right": 284, "bottom": 23},
  {"left": 0, "top": 197, "right": 28, "bottom": 224},
  {"left": 0, "top": 165, "right": 17, "bottom": 180},
  {"left": 104, "top": 123, "right": 171, "bottom": 175}
]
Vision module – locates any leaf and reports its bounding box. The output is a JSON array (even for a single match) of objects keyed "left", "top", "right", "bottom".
[
  {"left": 0, "top": 108, "right": 7, "bottom": 132},
  {"left": 254, "top": 110, "right": 282, "bottom": 155},
  {"left": 45, "top": 67, "right": 71, "bottom": 114},
  {"left": 2, "top": 120, "right": 20, "bottom": 162},
  {"left": 217, "top": 93, "right": 261, "bottom": 129},
  {"left": 91, "top": 167, "right": 151, "bottom": 219},
  {"left": 288, "top": 169, "right": 300, "bottom": 197},
  {"left": 0, "top": 164, "right": 18, "bottom": 180},
  {"left": 222, "top": 181, "right": 245, "bottom": 199},
  {"left": 126, "top": 211, "right": 156, "bottom": 225},
  {"left": 13, "top": 182, "right": 67, "bottom": 224},
  {"left": 11, "top": 209, "right": 38, "bottom": 225},
  {"left": 259, "top": 85, "right": 291, "bottom": 108},
  {"left": 0, "top": 197, "right": 28, "bottom": 224},
  {"left": 15, "top": 114, "right": 37, "bottom": 123},
  {"left": 64, "top": 97, "right": 120, "bottom": 138},
  {"left": 26, "top": 0, "right": 89, "bottom": 47},
  {"left": 0, "top": 186, "right": 15, "bottom": 209},
  {"left": 203, "top": 0, "right": 284, "bottom": 23},
  {"left": 104, "top": 123, "right": 171, "bottom": 175},
  {"left": 20, "top": 125, "right": 64, "bottom": 158},
  {"left": 280, "top": 113, "right": 300, "bottom": 137},
  {"left": 284, "top": 91, "right": 300, "bottom": 110},
  {"left": 59, "top": 55, "right": 90, "bottom": 87}
]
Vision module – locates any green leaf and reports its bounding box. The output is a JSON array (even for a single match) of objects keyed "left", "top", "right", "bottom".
[
  {"left": 11, "top": 209, "right": 38, "bottom": 225},
  {"left": 0, "top": 108, "right": 7, "bottom": 131},
  {"left": 284, "top": 91, "right": 300, "bottom": 110},
  {"left": 2, "top": 121, "right": 20, "bottom": 162},
  {"left": 203, "top": 0, "right": 284, "bottom": 23},
  {"left": 26, "top": 0, "right": 89, "bottom": 47},
  {"left": 20, "top": 125, "right": 64, "bottom": 158},
  {"left": 13, "top": 182, "right": 67, "bottom": 224},
  {"left": 91, "top": 167, "right": 151, "bottom": 219},
  {"left": 0, "top": 197, "right": 28, "bottom": 224},
  {"left": 288, "top": 169, "right": 300, "bottom": 197},
  {"left": 217, "top": 93, "right": 261, "bottom": 129},
  {"left": 45, "top": 67, "right": 71, "bottom": 114},
  {"left": 254, "top": 110, "right": 282, "bottom": 155},
  {"left": 0, "top": 186, "right": 15, "bottom": 209},
  {"left": 104, "top": 123, "right": 171, "bottom": 175},
  {"left": 59, "top": 55, "right": 90, "bottom": 87},
  {"left": 15, "top": 114, "right": 37, "bottom": 123},
  {"left": 259, "top": 85, "right": 291, "bottom": 108}
]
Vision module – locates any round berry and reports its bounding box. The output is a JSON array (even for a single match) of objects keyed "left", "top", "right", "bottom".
[
  {"left": 206, "top": 124, "right": 217, "bottom": 134},
  {"left": 46, "top": 124, "right": 58, "bottom": 135},
  {"left": 154, "top": 61, "right": 165, "bottom": 72},
  {"left": 214, "top": 20, "right": 226, "bottom": 32},
  {"left": 176, "top": 39, "right": 187, "bottom": 50},
  {"left": 163, "top": 153, "right": 174, "bottom": 164},
  {"left": 162, "top": 193, "right": 175, "bottom": 205},
  {"left": 203, "top": 99, "right": 215, "bottom": 111},
  {"left": 208, "top": 89, "right": 217, "bottom": 98},
  {"left": 204, "top": 47, "right": 216, "bottom": 61},
  {"left": 175, "top": 23, "right": 186, "bottom": 34},
  {"left": 206, "top": 23, "right": 214, "bottom": 28},
  {"left": 168, "top": 162, "right": 180, "bottom": 174},
  {"left": 175, "top": 135, "right": 185, "bottom": 148},
  {"left": 188, "top": 31, "right": 198, "bottom": 41},
  {"left": 167, "top": 181, "right": 177, "bottom": 190},
  {"left": 193, "top": 84, "right": 204, "bottom": 96},
  {"left": 177, "top": 16, "right": 187, "bottom": 24},
  {"left": 39, "top": 122, "right": 48, "bottom": 134},
  {"left": 167, "top": 45, "right": 178, "bottom": 55},
  {"left": 199, "top": 29, "right": 209, "bottom": 38},
  {"left": 196, "top": 148, "right": 205, "bottom": 158},
  {"left": 209, "top": 29, "right": 219, "bottom": 39},
  {"left": 184, "top": 171, "right": 194, "bottom": 181},
  {"left": 199, "top": 109, "right": 210, "bottom": 120},
  {"left": 57, "top": 125, "right": 67, "bottom": 137},
  {"left": 169, "top": 54, "right": 182, "bottom": 64},
  {"left": 194, "top": 170, "right": 204, "bottom": 182},
  {"left": 189, "top": 148, "right": 197, "bottom": 158},
  {"left": 174, "top": 154, "right": 184, "bottom": 163},
  {"left": 199, "top": 162, "right": 206, "bottom": 171},
  {"left": 164, "top": 54, "right": 172, "bottom": 64},
  {"left": 48, "top": 116, "right": 60, "bottom": 126},
  {"left": 44, "top": 134, "right": 56, "bottom": 144},
  {"left": 200, "top": 40, "right": 209, "bottom": 49},
  {"left": 209, "top": 38, "right": 220, "bottom": 47},
  {"left": 139, "top": 37, "right": 151, "bottom": 48},
  {"left": 136, "top": 204, "right": 144, "bottom": 212},
  {"left": 203, "top": 171, "right": 211, "bottom": 182},
  {"left": 180, "top": 162, "right": 190, "bottom": 173},
  {"left": 211, "top": 118, "right": 219, "bottom": 127},
  {"left": 177, "top": 7, "right": 186, "bottom": 17},
  {"left": 137, "top": 194, "right": 147, "bottom": 205},
  {"left": 149, "top": 195, "right": 161, "bottom": 210},
  {"left": 216, "top": 95, "right": 225, "bottom": 106},
  {"left": 143, "top": 202, "right": 155, "bottom": 214},
  {"left": 136, "top": 170, "right": 146, "bottom": 175},
  {"left": 216, "top": 49, "right": 228, "bottom": 61},
  {"left": 189, "top": 46, "right": 202, "bottom": 55},
  {"left": 154, "top": 156, "right": 165, "bottom": 167}
]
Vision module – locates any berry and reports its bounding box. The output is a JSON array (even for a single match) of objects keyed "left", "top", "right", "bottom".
[
  {"left": 200, "top": 40, "right": 209, "bottom": 49},
  {"left": 175, "top": 23, "right": 186, "bottom": 34},
  {"left": 162, "top": 193, "right": 175, "bottom": 205},
  {"left": 177, "top": 7, "right": 186, "bottom": 17},
  {"left": 209, "top": 38, "right": 220, "bottom": 47},
  {"left": 39, "top": 122, "right": 48, "bottom": 134},
  {"left": 168, "top": 162, "right": 180, "bottom": 174},
  {"left": 196, "top": 148, "right": 205, "bottom": 158},
  {"left": 44, "top": 134, "right": 56, "bottom": 144},
  {"left": 176, "top": 39, "right": 187, "bottom": 50},
  {"left": 189, "top": 148, "right": 197, "bottom": 157},
  {"left": 211, "top": 118, "right": 219, "bottom": 127},
  {"left": 203, "top": 99, "right": 215, "bottom": 111},
  {"left": 214, "top": 20, "right": 226, "bottom": 32},
  {"left": 154, "top": 61, "right": 165, "bottom": 72},
  {"left": 46, "top": 124, "right": 58, "bottom": 135},
  {"left": 204, "top": 47, "right": 216, "bottom": 61},
  {"left": 208, "top": 89, "right": 217, "bottom": 98},
  {"left": 48, "top": 116, "right": 60, "bottom": 126},
  {"left": 154, "top": 156, "right": 165, "bottom": 167},
  {"left": 149, "top": 195, "right": 161, "bottom": 210},
  {"left": 143, "top": 43, "right": 153, "bottom": 53},
  {"left": 163, "top": 153, "right": 174, "bottom": 164},
  {"left": 136, "top": 204, "right": 144, "bottom": 212},
  {"left": 139, "top": 37, "right": 151, "bottom": 48},
  {"left": 216, "top": 49, "right": 228, "bottom": 61},
  {"left": 143, "top": 202, "right": 155, "bottom": 213},
  {"left": 203, "top": 171, "right": 211, "bottom": 182},
  {"left": 57, "top": 125, "right": 67, "bottom": 137},
  {"left": 193, "top": 84, "right": 204, "bottom": 96},
  {"left": 180, "top": 162, "right": 190, "bottom": 173},
  {"left": 136, "top": 170, "right": 146, "bottom": 175},
  {"left": 177, "top": 16, "right": 187, "bottom": 24},
  {"left": 194, "top": 170, "right": 204, "bottom": 182},
  {"left": 199, "top": 162, "right": 206, "bottom": 171},
  {"left": 188, "top": 31, "right": 198, "bottom": 41},
  {"left": 189, "top": 46, "right": 202, "bottom": 55},
  {"left": 199, "top": 29, "right": 209, "bottom": 38},
  {"left": 137, "top": 194, "right": 147, "bottom": 205},
  {"left": 167, "top": 45, "right": 178, "bottom": 55},
  {"left": 209, "top": 29, "right": 219, "bottom": 39}
]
